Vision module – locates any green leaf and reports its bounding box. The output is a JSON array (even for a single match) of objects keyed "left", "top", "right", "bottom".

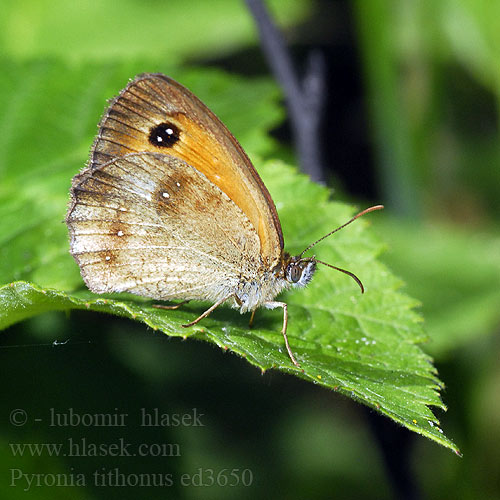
[{"left": 0, "top": 59, "right": 459, "bottom": 454}]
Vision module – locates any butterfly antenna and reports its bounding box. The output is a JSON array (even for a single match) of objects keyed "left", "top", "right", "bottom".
[
  {"left": 299, "top": 205, "right": 384, "bottom": 258},
  {"left": 314, "top": 259, "right": 365, "bottom": 293}
]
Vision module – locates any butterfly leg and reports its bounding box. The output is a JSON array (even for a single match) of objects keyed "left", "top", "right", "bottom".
[
  {"left": 181, "top": 295, "right": 233, "bottom": 328},
  {"left": 248, "top": 310, "right": 256, "bottom": 328},
  {"left": 264, "top": 301, "right": 300, "bottom": 368},
  {"left": 153, "top": 300, "right": 190, "bottom": 310}
]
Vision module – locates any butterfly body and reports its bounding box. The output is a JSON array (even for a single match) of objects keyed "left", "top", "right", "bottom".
[
  {"left": 68, "top": 149, "right": 312, "bottom": 314},
  {"left": 67, "top": 73, "right": 377, "bottom": 367}
]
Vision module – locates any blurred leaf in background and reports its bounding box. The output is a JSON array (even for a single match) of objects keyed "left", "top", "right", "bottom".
[
  {"left": 0, "top": 0, "right": 310, "bottom": 63},
  {"left": 354, "top": 1, "right": 500, "bottom": 498}
]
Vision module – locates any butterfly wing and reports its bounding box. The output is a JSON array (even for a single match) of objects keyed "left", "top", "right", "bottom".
[
  {"left": 89, "top": 73, "right": 283, "bottom": 269},
  {"left": 66, "top": 152, "right": 261, "bottom": 302}
]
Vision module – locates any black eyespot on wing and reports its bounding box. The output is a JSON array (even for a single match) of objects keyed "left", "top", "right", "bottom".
[{"left": 149, "top": 122, "right": 180, "bottom": 148}]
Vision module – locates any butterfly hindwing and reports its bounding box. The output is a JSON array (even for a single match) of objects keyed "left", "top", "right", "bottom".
[{"left": 67, "top": 152, "right": 261, "bottom": 302}]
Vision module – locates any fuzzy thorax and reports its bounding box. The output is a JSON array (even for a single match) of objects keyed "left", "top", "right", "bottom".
[{"left": 234, "top": 255, "right": 317, "bottom": 313}]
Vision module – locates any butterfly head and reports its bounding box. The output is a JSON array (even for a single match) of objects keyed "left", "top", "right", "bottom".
[
  {"left": 280, "top": 205, "right": 385, "bottom": 294},
  {"left": 284, "top": 255, "right": 317, "bottom": 288}
]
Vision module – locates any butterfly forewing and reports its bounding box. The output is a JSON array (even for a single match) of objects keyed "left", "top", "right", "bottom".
[
  {"left": 67, "top": 152, "right": 261, "bottom": 302},
  {"left": 90, "top": 73, "right": 283, "bottom": 268}
]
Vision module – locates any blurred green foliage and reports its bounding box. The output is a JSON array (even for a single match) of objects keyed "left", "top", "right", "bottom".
[
  {"left": 1, "top": 0, "right": 499, "bottom": 498},
  {"left": 0, "top": 0, "right": 310, "bottom": 63},
  {"left": 354, "top": 2, "right": 500, "bottom": 499}
]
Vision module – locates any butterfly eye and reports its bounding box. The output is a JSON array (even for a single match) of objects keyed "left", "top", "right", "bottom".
[
  {"left": 149, "top": 122, "right": 180, "bottom": 148},
  {"left": 287, "top": 260, "right": 316, "bottom": 288},
  {"left": 289, "top": 264, "right": 302, "bottom": 283}
]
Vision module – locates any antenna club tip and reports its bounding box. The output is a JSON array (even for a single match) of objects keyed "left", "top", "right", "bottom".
[{"left": 364, "top": 204, "right": 384, "bottom": 213}]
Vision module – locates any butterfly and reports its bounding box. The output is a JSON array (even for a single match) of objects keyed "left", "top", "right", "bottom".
[{"left": 66, "top": 73, "right": 382, "bottom": 368}]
